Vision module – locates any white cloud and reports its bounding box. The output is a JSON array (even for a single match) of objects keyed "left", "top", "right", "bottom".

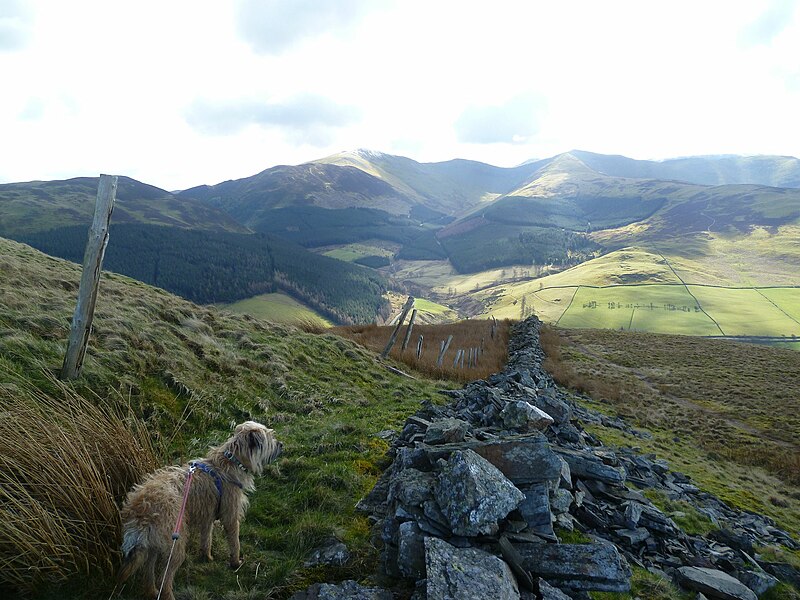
[
  {"left": 455, "top": 94, "right": 547, "bottom": 145},
  {"left": 185, "top": 94, "right": 361, "bottom": 144},
  {"left": 0, "top": 0, "right": 799, "bottom": 188},
  {"left": 739, "top": 0, "right": 797, "bottom": 46},
  {"left": 0, "top": 0, "right": 33, "bottom": 51},
  {"left": 235, "top": 0, "right": 389, "bottom": 54}
]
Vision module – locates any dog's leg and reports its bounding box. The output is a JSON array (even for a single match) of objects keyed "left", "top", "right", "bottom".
[
  {"left": 160, "top": 540, "right": 186, "bottom": 600},
  {"left": 142, "top": 551, "right": 159, "bottom": 600},
  {"left": 221, "top": 513, "right": 242, "bottom": 568},
  {"left": 198, "top": 518, "right": 214, "bottom": 561}
]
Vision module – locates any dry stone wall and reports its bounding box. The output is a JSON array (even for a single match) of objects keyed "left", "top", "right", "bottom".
[{"left": 293, "top": 316, "right": 799, "bottom": 600}]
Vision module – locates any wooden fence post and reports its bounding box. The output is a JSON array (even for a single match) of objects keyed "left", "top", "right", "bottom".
[
  {"left": 60, "top": 174, "right": 118, "bottom": 380},
  {"left": 416, "top": 335, "right": 424, "bottom": 359},
  {"left": 436, "top": 335, "right": 453, "bottom": 367},
  {"left": 400, "top": 308, "right": 417, "bottom": 353},
  {"left": 381, "top": 296, "right": 414, "bottom": 358},
  {"left": 453, "top": 349, "right": 463, "bottom": 368}
]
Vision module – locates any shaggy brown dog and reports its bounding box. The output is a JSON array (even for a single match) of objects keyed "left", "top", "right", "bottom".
[{"left": 118, "top": 421, "right": 282, "bottom": 600}]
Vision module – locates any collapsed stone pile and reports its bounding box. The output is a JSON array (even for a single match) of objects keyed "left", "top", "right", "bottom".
[{"left": 293, "top": 316, "right": 799, "bottom": 600}]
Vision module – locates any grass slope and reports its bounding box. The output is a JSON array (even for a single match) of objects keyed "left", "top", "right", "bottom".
[
  {"left": 0, "top": 237, "right": 448, "bottom": 599},
  {"left": 470, "top": 247, "right": 800, "bottom": 341},
  {"left": 542, "top": 326, "right": 800, "bottom": 535},
  {"left": 224, "top": 292, "right": 332, "bottom": 327}
]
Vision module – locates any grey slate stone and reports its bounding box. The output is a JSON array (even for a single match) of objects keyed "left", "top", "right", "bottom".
[
  {"left": 534, "top": 388, "right": 572, "bottom": 424},
  {"left": 424, "top": 418, "right": 470, "bottom": 445},
  {"left": 434, "top": 449, "right": 524, "bottom": 537},
  {"left": 304, "top": 538, "right": 350, "bottom": 567},
  {"left": 499, "top": 536, "right": 534, "bottom": 592},
  {"left": 623, "top": 501, "right": 643, "bottom": 529},
  {"left": 517, "top": 483, "right": 555, "bottom": 538},
  {"left": 558, "top": 456, "right": 572, "bottom": 489},
  {"left": 554, "top": 447, "right": 626, "bottom": 486},
  {"left": 734, "top": 569, "right": 778, "bottom": 596},
  {"left": 288, "top": 580, "right": 393, "bottom": 600},
  {"left": 500, "top": 400, "right": 554, "bottom": 431},
  {"left": 515, "top": 543, "right": 632, "bottom": 593},
  {"left": 537, "top": 578, "right": 573, "bottom": 600},
  {"left": 550, "top": 488, "right": 573, "bottom": 514},
  {"left": 424, "top": 434, "right": 562, "bottom": 486},
  {"left": 616, "top": 527, "right": 650, "bottom": 545},
  {"left": 425, "top": 537, "right": 520, "bottom": 600},
  {"left": 676, "top": 567, "right": 758, "bottom": 600},
  {"left": 397, "top": 521, "right": 426, "bottom": 579},
  {"left": 388, "top": 468, "right": 435, "bottom": 508}
]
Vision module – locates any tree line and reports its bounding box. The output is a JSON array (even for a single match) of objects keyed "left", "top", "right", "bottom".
[{"left": 17, "top": 224, "right": 389, "bottom": 324}]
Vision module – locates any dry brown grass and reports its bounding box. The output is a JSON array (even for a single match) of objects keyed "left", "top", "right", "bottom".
[
  {"left": 540, "top": 324, "right": 800, "bottom": 485},
  {"left": 0, "top": 368, "right": 158, "bottom": 594},
  {"left": 294, "top": 316, "right": 329, "bottom": 334},
  {"left": 332, "top": 319, "right": 511, "bottom": 382}
]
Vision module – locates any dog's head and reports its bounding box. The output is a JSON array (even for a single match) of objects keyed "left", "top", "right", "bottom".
[{"left": 227, "top": 421, "right": 283, "bottom": 476}]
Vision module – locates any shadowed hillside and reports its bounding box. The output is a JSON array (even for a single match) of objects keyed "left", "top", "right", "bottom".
[
  {"left": 0, "top": 176, "right": 247, "bottom": 236},
  {"left": 17, "top": 223, "right": 390, "bottom": 323}
]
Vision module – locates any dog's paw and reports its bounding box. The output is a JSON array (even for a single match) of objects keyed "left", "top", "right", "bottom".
[
  {"left": 199, "top": 552, "right": 214, "bottom": 562},
  {"left": 229, "top": 556, "right": 244, "bottom": 569}
]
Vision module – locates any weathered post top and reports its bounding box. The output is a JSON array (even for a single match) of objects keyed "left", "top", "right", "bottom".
[{"left": 60, "top": 174, "right": 118, "bottom": 380}]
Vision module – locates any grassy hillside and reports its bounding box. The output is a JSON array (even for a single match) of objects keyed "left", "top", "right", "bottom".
[
  {"left": 224, "top": 292, "right": 332, "bottom": 327},
  {"left": 0, "top": 176, "right": 247, "bottom": 236},
  {"left": 178, "top": 163, "right": 416, "bottom": 219},
  {"left": 2, "top": 236, "right": 799, "bottom": 599},
  {"left": 0, "top": 236, "right": 448, "bottom": 599},
  {"left": 542, "top": 326, "right": 800, "bottom": 534}
]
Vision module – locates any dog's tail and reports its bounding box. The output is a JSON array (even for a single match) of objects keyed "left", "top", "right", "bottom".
[{"left": 117, "top": 526, "right": 147, "bottom": 584}]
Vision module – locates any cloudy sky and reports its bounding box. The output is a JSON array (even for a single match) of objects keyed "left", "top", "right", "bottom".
[{"left": 2, "top": 0, "right": 799, "bottom": 190}]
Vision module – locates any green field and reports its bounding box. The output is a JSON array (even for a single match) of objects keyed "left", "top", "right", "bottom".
[
  {"left": 413, "top": 298, "right": 450, "bottom": 314},
  {"left": 224, "top": 292, "right": 332, "bottom": 326},
  {"left": 556, "top": 285, "right": 722, "bottom": 335},
  {"left": 691, "top": 286, "right": 800, "bottom": 336},
  {"left": 759, "top": 287, "right": 800, "bottom": 323},
  {"left": 322, "top": 242, "right": 397, "bottom": 262},
  {"left": 480, "top": 283, "right": 800, "bottom": 339}
]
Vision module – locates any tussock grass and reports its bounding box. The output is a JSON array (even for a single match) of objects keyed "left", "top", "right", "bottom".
[
  {"left": 332, "top": 318, "right": 511, "bottom": 382},
  {"left": 0, "top": 368, "right": 157, "bottom": 593},
  {"left": 541, "top": 323, "right": 800, "bottom": 533}
]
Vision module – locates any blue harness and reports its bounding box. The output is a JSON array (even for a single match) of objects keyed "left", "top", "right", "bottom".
[
  {"left": 189, "top": 461, "right": 243, "bottom": 515},
  {"left": 190, "top": 461, "right": 224, "bottom": 497}
]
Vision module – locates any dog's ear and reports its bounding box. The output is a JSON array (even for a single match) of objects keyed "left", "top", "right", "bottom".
[{"left": 248, "top": 430, "right": 263, "bottom": 452}]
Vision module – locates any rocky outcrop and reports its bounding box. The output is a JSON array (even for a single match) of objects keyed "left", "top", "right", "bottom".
[{"left": 302, "top": 316, "right": 799, "bottom": 599}]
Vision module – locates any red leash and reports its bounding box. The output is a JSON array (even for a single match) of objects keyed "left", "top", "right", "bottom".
[
  {"left": 157, "top": 464, "right": 196, "bottom": 600},
  {"left": 173, "top": 465, "right": 195, "bottom": 538}
]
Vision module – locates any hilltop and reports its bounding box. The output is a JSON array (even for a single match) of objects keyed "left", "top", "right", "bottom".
[{"left": 2, "top": 150, "right": 799, "bottom": 334}]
